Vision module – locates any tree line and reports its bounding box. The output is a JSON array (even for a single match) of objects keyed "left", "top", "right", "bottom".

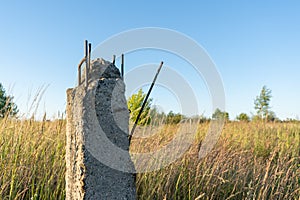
[
  {"left": 127, "top": 86, "right": 295, "bottom": 125},
  {"left": 0, "top": 83, "right": 296, "bottom": 123}
]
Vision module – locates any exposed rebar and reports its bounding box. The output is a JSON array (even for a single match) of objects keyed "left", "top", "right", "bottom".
[
  {"left": 129, "top": 61, "right": 164, "bottom": 143},
  {"left": 78, "top": 58, "right": 86, "bottom": 86},
  {"left": 85, "top": 40, "right": 89, "bottom": 88},
  {"left": 121, "top": 54, "right": 124, "bottom": 80},
  {"left": 78, "top": 40, "right": 89, "bottom": 86},
  {"left": 112, "top": 55, "right": 116, "bottom": 65}
]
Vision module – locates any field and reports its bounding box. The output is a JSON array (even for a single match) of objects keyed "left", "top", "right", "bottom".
[{"left": 0, "top": 117, "right": 299, "bottom": 199}]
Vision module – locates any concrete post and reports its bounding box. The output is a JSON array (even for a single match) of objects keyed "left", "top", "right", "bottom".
[{"left": 66, "top": 58, "right": 136, "bottom": 199}]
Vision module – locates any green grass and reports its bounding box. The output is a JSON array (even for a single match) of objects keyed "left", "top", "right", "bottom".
[
  {"left": 0, "top": 117, "right": 299, "bottom": 199},
  {"left": 0, "top": 117, "right": 65, "bottom": 199}
]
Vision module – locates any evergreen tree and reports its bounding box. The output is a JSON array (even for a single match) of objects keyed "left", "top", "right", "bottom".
[{"left": 0, "top": 83, "right": 18, "bottom": 118}]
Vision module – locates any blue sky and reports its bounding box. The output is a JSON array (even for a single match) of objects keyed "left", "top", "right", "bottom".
[{"left": 0, "top": 1, "right": 299, "bottom": 120}]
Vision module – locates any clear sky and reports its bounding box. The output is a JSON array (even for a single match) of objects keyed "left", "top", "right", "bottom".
[{"left": 0, "top": 1, "right": 299, "bottom": 120}]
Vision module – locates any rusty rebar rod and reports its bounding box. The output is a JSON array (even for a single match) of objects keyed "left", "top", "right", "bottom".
[
  {"left": 78, "top": 58, "right": 86, "bottom": 86},
  {"left": 85, "top": 40, "right": 89, "bottom": 88},
  {"left": 78, "top": 40, "right": 89, "bottom": 86},
  {"left": 112, "top": 55, "right": 116, "bottom": 65},
  {"left": 86, "top": 42, "right": 91, "bottom": 88},
  {"left": 129, "top": 61, "right": 164, "bottom": 143},
  {"left": 121, "top": 54, "right": 124, "bottom": 80}
]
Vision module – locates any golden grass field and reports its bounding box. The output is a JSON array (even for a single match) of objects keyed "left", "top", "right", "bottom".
[{"left": 0, "top": 117, "right": 299, "bottom": 199}]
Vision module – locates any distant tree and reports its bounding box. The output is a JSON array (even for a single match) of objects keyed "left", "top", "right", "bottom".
[
  {"left": 266, "top": 111, "right": 277, "bottom": 122},
  {"left": 252, "top": 115, "right": 262, "bottom": 122},
  {"left": 149, "top": 106, "right": 166, "bottom": 125},
  {"left": 0, "top": 83, "right": 18, "bottom": 118},
  {"left": 127, "top": 89, "right": 152, "bottom": 125},
  {"left": 166, "top": 111, "right": 184, "bottom": 124},
  {"left": 198, "top": 114, "right": 211, "bottom": 123},
  {"left": 254, "top": 86, "right": 273, "bottom": 121},
  {"left": 236, "top": 113, "right": 250, "bottom": 122},
  {"left": 212, "top": 108, "right": 229, "bottom": 121},
  {"left": 284, "top": 117, "right": 299, "bottom": 123}
]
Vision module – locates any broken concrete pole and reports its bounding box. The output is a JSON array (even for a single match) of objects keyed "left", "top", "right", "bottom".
[{"left": 66, "top": 58, "right": 136, "bottom": 199}]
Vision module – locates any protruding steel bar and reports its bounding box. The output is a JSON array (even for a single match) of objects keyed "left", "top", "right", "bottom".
[
  {"left": 86, "top": 42, "right": 91, "bottom": 88},
  {"left": 78, "top": 58, "right": 86, "bottom": 86},
  {"left": 112, "top": 55, "right": 116, "bottom": 65},
  {"left": 89, "top": 43, "right": 91, "bottom": 68},
  {"left": 78, "top": 40, "right": 89, "bottom": 86},
  {"left": 129, "top": 61, "right": 164, "bottom": 143},
  {"left": 85, "top": 40, "right": 89, "bottom": 88},
  {"left": 121, "top": 54, "right": 124, "bottom": 80},
  {"left": 89, "top": 43, "right": 91, "bottom": 55}
]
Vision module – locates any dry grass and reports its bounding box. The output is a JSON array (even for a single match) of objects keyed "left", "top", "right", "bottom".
[
  {"left": 0, "top": 116, "right": 299, "bottom": 199},
  {"left": 132, "top": 121, "right": 300, "bottom": 200},
  {"left": 0, "top": 116, "right": 65, "bottom": 199}
]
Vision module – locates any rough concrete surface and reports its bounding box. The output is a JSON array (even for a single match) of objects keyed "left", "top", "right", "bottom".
[{"left": 66, "top": 58, "right": 136, "bottom": 200}]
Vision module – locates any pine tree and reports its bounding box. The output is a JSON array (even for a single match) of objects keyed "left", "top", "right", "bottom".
[{"left": 0, "top": 83, "right": 18, "bottom": 118}]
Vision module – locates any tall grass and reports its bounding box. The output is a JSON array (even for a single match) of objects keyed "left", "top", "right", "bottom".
[
  {"left": 0, "top": 116, "right": 299, "bottom": 199},
  {"left": 0, "top": 116, "right": 65, "bottom": 199},
  {"left": 132, "top": 121, "right": 300, "bottom": 199}
]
